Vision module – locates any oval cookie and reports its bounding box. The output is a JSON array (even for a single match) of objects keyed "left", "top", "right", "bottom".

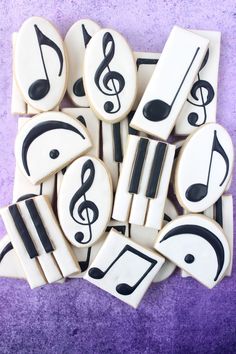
[
  {"left": 65, "top": 19, "right": 101, "bottom": 107},
  {"left": 84, "top": 28, "right": 137, "bottom": 123},
  {"left": 58, "top": 156, "right": 113, "bottom": 247},
  {"left": 15, "top": 111, "right": 92, "bottom": 184},
  {"left": 15, "top": 17, "right": 67, "bottom": 111},
  {"left": 175, "top": 123, "right": 234, "bottom": 212},
  {"left": 155, "top": 214, "right": 230, "bottom": 289}
]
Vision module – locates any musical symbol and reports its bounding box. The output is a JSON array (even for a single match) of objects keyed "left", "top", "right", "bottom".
[
  {"left": 187, "top": 49, "right": 215, "bottom": 127},
  {"left": 0, "top": 242, "right": 13, "bottom": 263},
  {"left": 89, "top": 244, "right": 157, "bottom": 295},
  {"left": 28, "top": 25, "right": 63, "bottom": 101},
  {"left": 136, "top": 58, "right": 159, "bottom": 70},
  {"left": 94, "top": 32, "right": 125, "bottom": 114},
  {"left": 69, "top": 159, "right": 99, "bottom": 244},
  {"left": 143, "top": 47, "right": 200, "bottom": 122},
  {"left": 73, "top": 24, "right": 92, "bottom": 98},
  {"left": 79, "top": 247, "right": 92, "bottom": 272},
  {"left": 185, "top": 130, "right": 229, "bottom": 202}
]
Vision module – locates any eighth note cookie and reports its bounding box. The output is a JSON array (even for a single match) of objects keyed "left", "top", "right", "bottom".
[
  {"left": 57, "top": 156, "right": 113, "bottom": 248},
  {"left": 14, "top": 17, "right": 67, "bottom": 112},
  {"left": 15, "top": 111, "right": 92, "bottom": 184},
  {"left": 84, "top": 28, "right": 137, "bottom": 123},
  {"left": 175, "top": 123, "right": 234, "bottom": 212},
  {"left": 155, "top": 214, "right": 230, "bottom": 289},
  {"left": 84, "top": 229, "right": 165, "bottom": 308}
]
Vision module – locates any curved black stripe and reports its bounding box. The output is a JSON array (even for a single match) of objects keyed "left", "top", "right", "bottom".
[
  {"left": 0, "top": 242, "right": 13, "bottom": 263},
  {"left": 160, "top": 224, "right": 225, "bottom": 281},
  {"left": 22, "top": 120, "right": 85, "bottom": 176}
]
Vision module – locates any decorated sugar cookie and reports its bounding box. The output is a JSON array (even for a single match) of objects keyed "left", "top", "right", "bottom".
[
  {"left": 15, "top": 111, "right": 92, "bottom": 184},
  {"left": 130, "top": 26, "right": 209, "bottom": 140},
  {"left": 84, "top": 28, "right": 137, "bottom": 123},
  {"left": 14, "top": 17, "right": 67, "bottom": 112},
  {"left": 57, "top": 156, "right": 113, "bottom": 248},
  {"left": 65, "top": 19, "right": 101, "bottom": 107},
  {"left": 175, "top": 123, "right": 234, "bottom": 212},
  {"left": 85, "top": 229, "right": 165, "bottom": 308},
  {"left": 175, "top": 31, "right": 221, "bottom": 135},
  {"left": 112, "top": 135, "right": 175, "bottom": 229},
  {"left": 155, "top": 214, "right": 230, "bottom": 289},
  {"left": 1, "top": 196, "right": 80, "bottom": 288}
]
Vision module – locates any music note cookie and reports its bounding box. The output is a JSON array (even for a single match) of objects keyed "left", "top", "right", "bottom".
[
  {"left": 130, "top": 26, "right": 209, "bottom": 140},
  {"left": 155, "top": 214, "right": 230, "bottom": 289},
  {"left": 15, "top": 111, "right": 92, "bottom": 184},
  {"left": 14, "top": 17, "right": 67, "bottom": 112},
  {"left": 0, "top": 196, "right": 80, "bottom": 288},
  {"left": 83, "top": 28, "right": 137, "bottom": 123},
  {"left": 57, "top": 156, "right": 113, "bottom": 248},
  {"left": 112, "top": 135, "right": 175, "bottom": 229},
  {"left": 175, "top": 123, "right": 234, "bottom": 212},
  {"left": 175, "top": 31, "right": 221, "bottom": 135},
  {"left": 65, "top": 19, "right": 101, "bottom": 107},
  {"left": 84, "top": 229, "right": 165, "bottom": 308}
]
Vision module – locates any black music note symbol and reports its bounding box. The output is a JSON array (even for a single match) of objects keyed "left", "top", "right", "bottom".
[
  {"left": 69, "top": 159, "right": 99, "bottom": 244},
  {"left": 28, "top": 25, "right": 63, "bottom": 101},
  {"left": 79, "top": 247, "right": 92, "bottom": 272},
  {"left": 187, "top": 50, "right": 215, "bottom": 127},
  {"left": 143, "top": 47, "right": 200, "bottom": 122},
  {"left": 95, "top": 32, "right": 125, "bottom": 114},
  {"left": 73, "top": 24, "right": 92, "bottom": 98},
  {"left": 185, "top": 130, "right": 229, "bottom": 202},
  {"left": 89, "top": 244, "right": 157, "bottom": 295}
]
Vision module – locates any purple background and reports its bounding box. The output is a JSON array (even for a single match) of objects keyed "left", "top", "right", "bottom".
[{"left": 0, "top": 1, "right": 235, "bottom": 353}]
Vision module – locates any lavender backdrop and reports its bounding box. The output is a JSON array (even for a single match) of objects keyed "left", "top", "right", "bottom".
[{"left": 0, "top": 1, "right": 235, "bottom": 353}]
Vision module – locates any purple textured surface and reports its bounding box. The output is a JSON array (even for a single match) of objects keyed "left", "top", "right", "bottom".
[{"left": 0, "top": 1, "right": 235, "bottom": 353}]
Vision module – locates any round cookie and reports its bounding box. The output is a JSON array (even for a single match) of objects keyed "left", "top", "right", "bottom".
[
  {"left": 83, "top": 28, "right": 137, "bottom": 123},
  {"left": 14, "top": 16, "right": 67, "bottom": 112},
  {"left": 175, "top": 123, "right": 234, "bottom": 212},
  {"left": 57, "top": 156, "right": 113, "bottom": 248}
]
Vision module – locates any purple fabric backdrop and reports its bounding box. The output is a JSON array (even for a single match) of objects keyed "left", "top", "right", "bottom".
[{"left": 0, "top": 1, "right": 235, "bottom": 353}]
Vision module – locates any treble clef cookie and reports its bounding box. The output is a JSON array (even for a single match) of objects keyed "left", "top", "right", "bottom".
[
  {"left": 14, "top": 17, "right": 67, "bottom": 112},
  {"left": 15, "top": 111, "right": 92, "bottom": 184},
  {"left": 57, "top": 156, "right": 113, "bottom": 247},
  {"left": 83, "top": 28, "right": 137, "bottom": 123}
]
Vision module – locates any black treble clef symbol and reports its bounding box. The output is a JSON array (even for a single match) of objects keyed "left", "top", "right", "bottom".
[
  {"left": 187, "top": 49, "right": 215, "bottom": 127},
  {"left": 69, "top": 159, "right": 99, "bottom": 245},
  {"left": 28, "top": 24, "right": 64, "bottom": 101},
  {"left": 94, "top": 32, "right": 125, "bottom": 114}
]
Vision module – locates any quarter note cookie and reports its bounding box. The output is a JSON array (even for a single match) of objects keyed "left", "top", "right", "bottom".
[
  {"left": 1, "top": 196, "right": 80, "bottom": 288},
  {"left": 14, "top": 17, "right": 67, "bottom": 112},
  {"left": 15, "top": 111, "right": 92, "bottom": 184},
  {"left": 84, "top": 229, "right": 165, "bottom": 308},
  {"left": 130, "top": 26, "right": 209, "bottom": 140},
  {"left": 112, "top": 135, "right": 175, "bottom": 229},
  {"left": 155, "top": 214, "right": 230, "bottom": 289},
  {"left": 0, "top": 235, "right": 26, "bottom": 279},
  {"left": 84, "top": 28, "right": 137, "bottom": 123},
  {"left": 175, "top": 123, "right": 234, "bottom": 212},
  {"left": 175, "top": 31, "right": 221, "bottom": 135},
  {"left": 65, "top": 19, "right": 101, "bottom": 107},
  {"left": 57, "top": 156, "right": 113, "bottom": 248}
]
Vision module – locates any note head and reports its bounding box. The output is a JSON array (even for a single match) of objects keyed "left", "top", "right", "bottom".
[
  {"left": 116, "top": 283, "right": 133, "bottom": 296},
  {"left": 28, "top": 79, "right": 50, "bottom": 100},
  {"left": 187, "top": 112, "right": 199, "bottom": 126},
  {"left": 73, "top": 78, "right": 85, "bottom": 97},
  {"left": 185, "top": 183, "right": 207, "bottom": 202},
  {"left": 143, "top": 100, "right": 171, "bottom": 122},
  {"left": 88, "top": 267, "right": 105, "bottom": 279},
  {"left": 74, "top": 232, "right": 85, "bottom": 243}
]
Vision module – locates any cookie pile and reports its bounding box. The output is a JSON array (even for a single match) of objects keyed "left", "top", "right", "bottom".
[{"left": 0, "top": 17, "right": 234, "bottom": 308}]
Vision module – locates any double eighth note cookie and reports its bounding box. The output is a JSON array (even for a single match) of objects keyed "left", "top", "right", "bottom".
[
  {"left": 84, "top": 28, "right": 137, "bottom": 123},
  {"left": 130, "top": 26, "right": 209, "bottom": 140},
  {"left": 1, "top": 196, "right": 80, "bottom": 288},
  {"left": 155, "top": 214, "right": 230, "bottom": 289},
  {"left": 112, "top": 135, "right": 175, "bottom": 229},
  {"left": 15, "top": 111, "right": 92, "bottom": 184},
  {"left": 85, "top": 229, "right": 165, "bottom": 308},
  {"left": 175, "top": 123, "right": 234, "bottom": 212},
  {"left": 14, "top": 17, "right": 67, "bottom": 112},
  {"left": 57, "top": 156, "right": 113, "bottom": 248}
]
